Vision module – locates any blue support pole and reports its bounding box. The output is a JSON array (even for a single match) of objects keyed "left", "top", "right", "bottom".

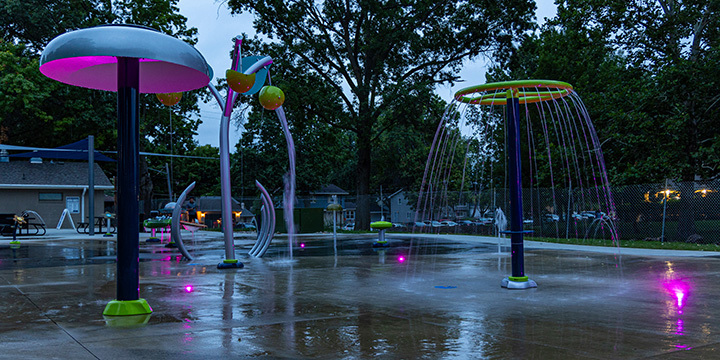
[
  {"left": 502, "top": 89, "right": 536, "bottom": 289},
  {"left": 88, "top": 135, "right": 95, "bottom": 236},
  {"left": 507, "top": 90, "right": 524, "bottom": 278},
  {"left": 115, "top": 56, "right": 140, "bottom": 301}
]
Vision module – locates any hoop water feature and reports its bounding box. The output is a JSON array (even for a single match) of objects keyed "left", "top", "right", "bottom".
[{"left": 416, "top": 80, "right": 618, "bottom": 289}]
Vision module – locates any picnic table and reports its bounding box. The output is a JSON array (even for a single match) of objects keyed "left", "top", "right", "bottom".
[{"left": 0, "top": 211, "right": 46, "bottom": 236}]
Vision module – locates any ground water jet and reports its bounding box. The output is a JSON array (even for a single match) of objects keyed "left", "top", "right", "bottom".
[{"left": 416, "top": 80, "right": 618, "bottom": 289}]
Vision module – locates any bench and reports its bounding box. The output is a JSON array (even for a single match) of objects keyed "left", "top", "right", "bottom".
[
  {"left": 0, "top": 213, "right": 15, "bottom": 236},
  {"left": 17, "top": 211, "right": 47, "bottom": 236},
  {"left": 0, "top": 211, "right": 46, "bottom": 236}
]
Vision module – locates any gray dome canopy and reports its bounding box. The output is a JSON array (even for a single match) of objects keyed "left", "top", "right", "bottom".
[{"left": 40, "top": 24, "right": 212, "bottom": 93}]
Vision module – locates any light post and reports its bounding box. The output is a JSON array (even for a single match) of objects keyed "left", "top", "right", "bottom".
[{"left": 327, "top": 196, "right": 342, "bottom": 253}]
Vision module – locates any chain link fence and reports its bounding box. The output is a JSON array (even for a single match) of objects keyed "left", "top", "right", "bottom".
[
  {"left": 146, "top": 180, "right": 720, "bottom": 245},
  {"left": 367, "top": 181, "right": 720, "bottom": 245}
]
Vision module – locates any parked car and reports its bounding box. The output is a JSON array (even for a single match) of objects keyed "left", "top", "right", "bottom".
[
  {"left": 342, "top": 223, "right": 355, "bottom": 230},
  {"left": 543, "top": 214, "right": 560, "bottom": 222},
  {"left": 579, "top": 211, "right": 607, "bottom": 220},
  {"left": 476, "top": 217, "right": 494, "bottom": 225},
  {"left": 235, "top": 222, "right": 256, "bottom": 231},
  {"left": 440, "top": 220, "right": 458, "bottom": 227},
  {"left": 411, "top": 221, "right": 426, "bottom": 228},
  {"left": 458, "top": 220, "right": 474, "bottom": 226},
  {"left": 423, "top": 220, "right": 443, "bottom": 227},
  {"left": 392, "top": 223, "right": 407, "bottom": 229}
]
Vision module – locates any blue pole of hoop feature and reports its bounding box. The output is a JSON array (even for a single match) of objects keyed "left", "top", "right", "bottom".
[{"left": 505, "top": 89, "right": 525, "bottom": 279}]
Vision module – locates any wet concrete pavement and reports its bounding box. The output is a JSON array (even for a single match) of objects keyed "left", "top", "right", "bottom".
[{"left": 1, "top": 230, "right": 719, "bottom": 359}]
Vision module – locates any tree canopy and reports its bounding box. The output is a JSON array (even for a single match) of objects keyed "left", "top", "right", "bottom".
[
  {"left": 491, "top": 0, "right": 720, "bottom": 185},
  {"left": 226, "top": 0, "right": 536, "bottom": 229},
  {"left": 0, "top": 0, "right": 220, "bottom": 213}
]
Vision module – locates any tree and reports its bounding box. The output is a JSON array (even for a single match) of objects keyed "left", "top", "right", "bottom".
[
  {"left": 0, "top": 0, "right": 215, "bottom": 216},
  {"left": 493, "top": 0, "right": 720, "bottom": 184},
  {"left": 231, "top": 40, "right": 356, "bottom": 201},
  {"left": 492, "top": 0, "right": 720, "bottom": 241},
  {"left": 226, "top": 0, "right": 536, "bottom": 229}
]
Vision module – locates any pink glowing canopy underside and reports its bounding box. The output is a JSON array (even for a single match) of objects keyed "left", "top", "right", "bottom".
[{"left": 40, "top": 56, "right": 210, "bottom": 93}]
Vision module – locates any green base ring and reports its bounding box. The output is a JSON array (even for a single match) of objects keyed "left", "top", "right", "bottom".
[
  {"left": 370, "top": 221, "right": 393, "bottom": 230},
  {"left": 508, "top": 276, "right": 529, "bottom": 282},
  {"left": 455, "top": 80, "right": 573, "bottom": 105},
  {"left": 9, "top": 241, "right": 20, "bottom": 245},
  {"left": 103, "top": 298, "right": 152, "bottom": 316},
  {"left": 223, "top": 259, "right": 239, "bottom": 264}
]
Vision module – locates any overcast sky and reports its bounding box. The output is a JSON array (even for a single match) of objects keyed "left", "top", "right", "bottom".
[{"left": 178, "top": 0, "right": 558, "bottom": 148}]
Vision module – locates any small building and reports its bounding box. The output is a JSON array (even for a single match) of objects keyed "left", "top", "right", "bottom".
[
  {"left": 191, "top": 196, "right": 254, "bottom": 228},
  {"left": 388, "top": 190, "right": 415, "bottom": 224},
  {"left": 299, "top": 184, "right": 351, "bottom": 225},
  {"left": 341, "top": 201, "right": 386, "bottom": 225},
  {"left": 343, "top": 201, "right": 356, "bottom": 224},
  {"left": 303, "top": 184, "right": 350, "bottom": 209},
  {"left": 0, "top": 160, "right": 113, "bottom": 228}
]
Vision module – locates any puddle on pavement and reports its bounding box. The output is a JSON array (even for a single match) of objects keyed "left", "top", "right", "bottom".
[{"left": 0, "top": 236, "right": 508, "bottom": 270}]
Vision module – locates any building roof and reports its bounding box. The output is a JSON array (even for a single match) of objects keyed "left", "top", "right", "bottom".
[
  {"left": 341, "top": 201, "right": 382, "bottom": 212},
  {"left": 311, "top": 184, "right": 349, "bottom": 195},
  {"left": 0, "top": 161, "right": 113, "bottom": 189},
  {"left": 196, "top": 196, "right": 243, "bottom": 212}
]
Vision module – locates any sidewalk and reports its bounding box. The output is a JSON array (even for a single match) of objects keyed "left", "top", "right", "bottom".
[{"left": 1, "top": 230, "right": 719, "bottom": 358}]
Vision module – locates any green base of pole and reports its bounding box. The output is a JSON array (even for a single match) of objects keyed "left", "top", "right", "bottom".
[
  {"left": 501, "top": 276, "right": 537, "bottom": 289},
  {"left": 217, "top": 258, "right": 244, "bottom": 269},
  {"left": 9, "top": 240, "right": 20, "bottom": 245},
  {"left": 103, "top": 313, "right": 152, "bottom": 327},
  {"left": 103, "top": 298, "right": 152, "bottom": 316}
]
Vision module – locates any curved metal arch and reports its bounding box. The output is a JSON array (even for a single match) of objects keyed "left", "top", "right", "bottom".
[
  {"left": 249, "top": 180, "right": 276, "bottom": 258},
  {"left": 171, "top": 182, "right": 196, "bottom": 260}
]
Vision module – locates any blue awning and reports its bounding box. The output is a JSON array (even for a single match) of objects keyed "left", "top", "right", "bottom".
[{"left": 8, "top": 139, "right": 116, "bottom": 162}]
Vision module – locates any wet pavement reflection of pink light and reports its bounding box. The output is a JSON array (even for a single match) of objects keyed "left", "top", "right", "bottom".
[
  {"left": 675, "top": 318, "right": 684, "bottom": 335},
  {"left": 663, "top": 279, "right": 690, "bottom": 309}
]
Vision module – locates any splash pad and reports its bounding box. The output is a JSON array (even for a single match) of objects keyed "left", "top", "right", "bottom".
[{"left": 417, "top": 80, "right": 618, "bottom": 289}]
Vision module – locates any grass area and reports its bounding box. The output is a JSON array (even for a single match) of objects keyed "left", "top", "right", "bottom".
[
  {"left": 202, "top": 226, "right": 720, "bottom": 252},
  {"left": 529, "top": 236, "right": 720, "bottom": 252}
]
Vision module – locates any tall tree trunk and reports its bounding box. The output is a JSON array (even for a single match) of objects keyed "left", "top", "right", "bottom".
[
  {"left": 355, "top": 124, "right": 372, "bottom": 231},
  {"left": 676, "top": 96, "right": 700, "bottom": 242}
]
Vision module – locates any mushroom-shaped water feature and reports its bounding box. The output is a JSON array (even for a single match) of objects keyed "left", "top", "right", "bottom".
[
  {"left": 370, "top": 221, "right": 392, "bottom": 248},
  {"left": 40, "top": 24, "right": 212, "bottom": 317}
]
